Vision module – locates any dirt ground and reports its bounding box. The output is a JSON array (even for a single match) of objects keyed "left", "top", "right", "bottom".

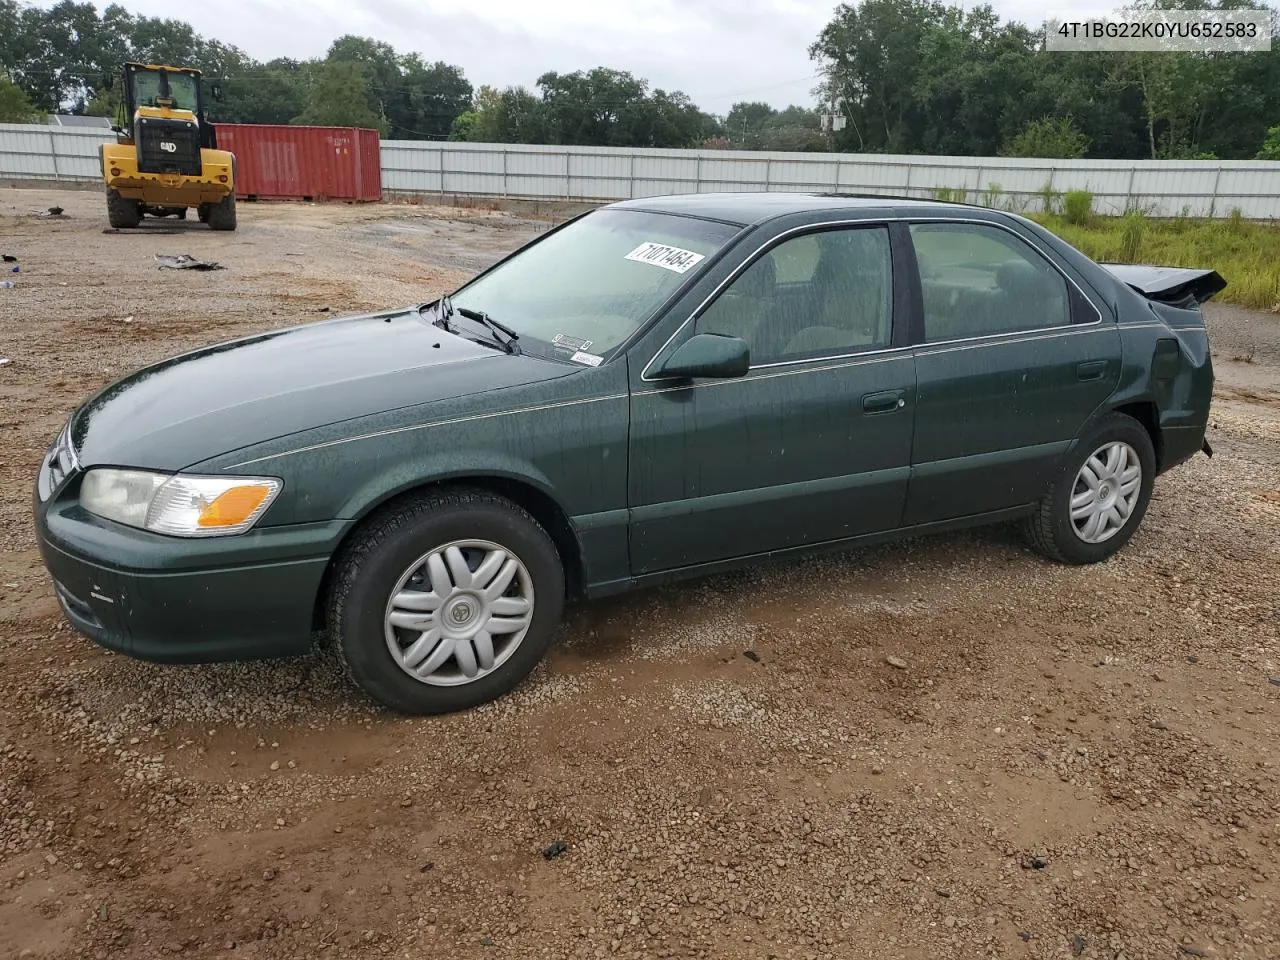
[{"left": 1, "top": 187, "right": 1277, "bottom": 960}]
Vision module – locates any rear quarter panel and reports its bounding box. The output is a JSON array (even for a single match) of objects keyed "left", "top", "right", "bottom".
[{"left": 1111, "top": 292, "right": 1214, "bottom": 471}]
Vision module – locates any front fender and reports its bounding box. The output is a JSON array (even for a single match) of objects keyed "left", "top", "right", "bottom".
[{"left": 332, "top": 449, "right": 567, "bottom": 523}]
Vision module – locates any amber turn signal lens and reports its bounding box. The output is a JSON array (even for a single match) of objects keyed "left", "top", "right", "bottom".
[
  {"left": 218, "top": 175, "right": 228, "bottom": 182},
  {"left": 110, "top": 167, "right": 121, "bottom": 176},
  {"left": 197, "top": 485, "right": 274, "bottom": 528}
]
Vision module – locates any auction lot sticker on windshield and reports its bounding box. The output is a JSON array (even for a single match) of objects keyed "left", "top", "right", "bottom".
[{"left": 624, "top": 242, "right": 706, "bottom": 274}]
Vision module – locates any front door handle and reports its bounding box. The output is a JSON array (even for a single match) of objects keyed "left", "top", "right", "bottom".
[
  {"left": 1077, "top": 360, "right": 1108, "bottom": 382},
  {"left": 862, "top": 389, "right": 906, "bottom": 414}
]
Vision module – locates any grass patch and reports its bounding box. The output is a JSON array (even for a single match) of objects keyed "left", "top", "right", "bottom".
[
  {"left": 1030, "top": 211, "right": 1280, "bottom": 311},
  {"left": 1062, "top": 189, "right": 1094, "bottom": 226}
]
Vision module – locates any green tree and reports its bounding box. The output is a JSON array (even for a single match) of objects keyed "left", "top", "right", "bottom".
[
  {"left": 535, "top": 67, "right": 708, "bottom": 147},
  {"left": 810, "top": 0, "right": 944, "bottom": 152},
  {"left": 449, "top": 110, "right": 478, "bottom": 141},
  {"left": 0, "top": 71, "right": 39, "bottom": 121},
  {"left": 725, "top": 101, "right": 777, "bottom": 147},
  {"left": 398, "top": 55, "right": 471, "bottom": 138},
  {"left": 1002, "top": 116, "right": 1090, "bottom": 158},
  {"left": 1257, "top": 125, "right": 1280, "bottom": 160},
  {"left": 294, "top": 60, "right": 386, "bottom": 133}
]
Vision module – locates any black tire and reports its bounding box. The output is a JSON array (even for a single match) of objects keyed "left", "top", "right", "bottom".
[
  {"left": 205, "top": 192, "right": 236, "bottom": 231},
  {"left": 329, "top": 489, "right": 566, "bottom": 714},
  {"left": 176, "top": 207, "right": 188, "bottom": 220},
  {"left": 1023, "top": 412, "right": 1156, "bottom": 565},
  {"left": 106, "top": 189, "right": 140, "bottom": 229}
]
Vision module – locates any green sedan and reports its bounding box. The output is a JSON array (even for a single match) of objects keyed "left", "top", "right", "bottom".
[{"left": 33, "top": 193, "right": 1220, "bottom": 714}]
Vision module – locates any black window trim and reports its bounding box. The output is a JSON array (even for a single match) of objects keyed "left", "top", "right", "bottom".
[{"left": 640, "top": 215, "right": 1106, "bottom": 382}]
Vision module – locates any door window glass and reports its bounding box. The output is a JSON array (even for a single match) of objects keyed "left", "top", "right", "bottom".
[
  {"left": 909, "top": 223, "right": 1070, "bottom": 342},
  {"left": 696, "top": 226, "right": 892, "bottom": 364}
]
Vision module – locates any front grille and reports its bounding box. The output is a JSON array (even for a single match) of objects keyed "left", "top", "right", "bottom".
[{"left": 136, "top": 118, "right": 202, "bottom": 176}]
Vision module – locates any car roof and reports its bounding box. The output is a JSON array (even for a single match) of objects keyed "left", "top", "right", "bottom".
[{"left": 607, "top": 192, "right": 995, "bottom": 226}]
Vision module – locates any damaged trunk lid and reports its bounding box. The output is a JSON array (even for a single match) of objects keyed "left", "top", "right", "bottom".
[{"left": 1100, "top": 263, "right": 1227, "bottom": 308}]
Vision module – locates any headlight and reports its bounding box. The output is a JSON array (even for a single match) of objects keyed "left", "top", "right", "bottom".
[{"left": 80, "top": 469, "right": 282, "bottom": 537}]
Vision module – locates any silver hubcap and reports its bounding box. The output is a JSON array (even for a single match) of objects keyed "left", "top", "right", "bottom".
[
  {"left": 384, "top": 539, "right": 534, "bottom": 686},
  {"left": 1070, "top": 440, "right": 1142, "bottom": 544}
]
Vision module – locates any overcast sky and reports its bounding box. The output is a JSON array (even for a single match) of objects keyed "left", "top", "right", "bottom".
[{"left": 99, "top": 0, "right": 1120, "bottom": 115}]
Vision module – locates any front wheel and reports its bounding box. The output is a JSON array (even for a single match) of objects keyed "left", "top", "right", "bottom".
[
  {"left": 1023, "top": 412, "right": 1156, "bottom": 565},
  {"left": 329, "top": 490, "right": 566, "bottom": 714}
]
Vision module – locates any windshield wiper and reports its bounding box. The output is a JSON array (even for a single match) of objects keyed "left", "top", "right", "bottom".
[
  {"left": 457, "top": 305, "right": 522, "bottom": 355},
  {"left": 422, "top": 296, "right": 521, "bottom": 355},
  {"left": 423, "top": 295, "right": 458, "bottom": 333}
]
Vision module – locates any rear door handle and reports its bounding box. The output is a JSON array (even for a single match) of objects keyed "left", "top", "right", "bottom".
[
  {"left": 1077, "top": 360, "right": 1107, "bottom": 382},
  {"left": 862, "top": 389, "right": 906, "bottom": 414}
]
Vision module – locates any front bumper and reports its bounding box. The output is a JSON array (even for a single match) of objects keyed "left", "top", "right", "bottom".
[{"left": 34, "top": 470, "right": 346, "bottom": 664}]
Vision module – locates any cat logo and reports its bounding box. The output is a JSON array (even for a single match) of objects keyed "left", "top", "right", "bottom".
[{"left": 160, "top": 141, "right": 177, "bottom": 153}]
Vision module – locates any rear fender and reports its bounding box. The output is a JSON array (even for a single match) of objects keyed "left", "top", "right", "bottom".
[{"left": 1109, "top": 297, "right": 1214, "bottom": 472}]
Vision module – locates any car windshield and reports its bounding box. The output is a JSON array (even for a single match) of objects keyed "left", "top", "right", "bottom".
[{"left": 449, "top": 208, "right": 741, "bottom": 359}]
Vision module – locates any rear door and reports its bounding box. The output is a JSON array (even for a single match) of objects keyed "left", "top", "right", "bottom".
[{"left": 902, "top": 219, "right": 1121, "bottom": 526}]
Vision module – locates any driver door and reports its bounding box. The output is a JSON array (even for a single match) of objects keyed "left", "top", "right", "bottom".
[{"left": 627, "top": 223, "right": 918, "bottom": 575}]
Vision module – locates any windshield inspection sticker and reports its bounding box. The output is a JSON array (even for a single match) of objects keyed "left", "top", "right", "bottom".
[
  {"left": 624, "top": 241, "right": 705, "bottom": 274},
  {"left": 552, "top": 333, "right": 593, "bottom": 351},
  {"left": 570, "top": 351, "right": 603, "bottom": 367}
]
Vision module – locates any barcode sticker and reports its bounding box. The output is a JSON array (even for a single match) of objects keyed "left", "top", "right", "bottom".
[{"left": 624, "top": 242, "right": 706, "bottom": 274}]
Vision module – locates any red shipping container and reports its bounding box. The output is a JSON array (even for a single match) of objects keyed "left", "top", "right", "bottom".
[{"left": 212, "top": 124, "right": 382, "bottom": 203}]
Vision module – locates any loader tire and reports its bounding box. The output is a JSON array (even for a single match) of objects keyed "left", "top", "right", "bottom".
[
  {"left": 206, "top": 192, "right": 236, "bottom": 231},
  {"left": 106, "top": 190, "right": 140, "bottom": 229}
]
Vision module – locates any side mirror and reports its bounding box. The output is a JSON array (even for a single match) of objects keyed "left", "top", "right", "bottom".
[{"left": 652, "top": 333, "right": 750, "bottom": 380}]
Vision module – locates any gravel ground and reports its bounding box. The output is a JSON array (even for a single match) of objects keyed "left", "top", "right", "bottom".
[{"left": 1, "top": 187, "right": 1277, "bottom": 960}]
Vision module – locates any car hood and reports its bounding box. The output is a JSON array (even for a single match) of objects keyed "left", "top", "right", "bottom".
[{"left": 69, "top": 307, "right": 571, "bottom": 471}]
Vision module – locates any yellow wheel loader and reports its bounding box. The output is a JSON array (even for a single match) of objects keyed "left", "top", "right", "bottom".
[{"left": 100, "top": 62, "right": 237, "bottom": 230}]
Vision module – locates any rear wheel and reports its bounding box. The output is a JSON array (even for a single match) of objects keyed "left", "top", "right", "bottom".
[
  {"left": 106, "top": 189, "right": 140, "bottom": 229},
  {"left": 205, "top": 192, "right": 236, "bottom": 231},
  {"left": 1023, "top": 412, "right": 1156, "bottom": 564},
  {"left": 329, "top": 489, "right": 566, "bottom": 714}
]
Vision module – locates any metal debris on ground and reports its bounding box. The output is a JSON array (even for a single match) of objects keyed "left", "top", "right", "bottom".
[
  {"left": 542, "top": 840, "right": 567, "bottom": 860},
  {"left": 34, "top": 206, "right": 66, "bottom": 218},
  {"left": 743, "top": 650, "right": 761, "bottom": 663},
  {"left": 155, "top": 254, "right": 224, "bottom": 271},
  {"left": 0, "top": 358, "right": 12, "bottom": 367},
  {"left": 1, "top": 254, "right": 16, "bottom": 262},
  {"left": 0, "top": 281, "right": 14, "bottom": 289}
]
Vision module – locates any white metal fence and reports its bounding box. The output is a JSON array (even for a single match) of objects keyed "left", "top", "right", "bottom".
[
  {"left": 0, "top": 123, "right": 112, "bottom": 181},
  {"left": 6, "top": 122, "right": 1280, "bottom": 219}
]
